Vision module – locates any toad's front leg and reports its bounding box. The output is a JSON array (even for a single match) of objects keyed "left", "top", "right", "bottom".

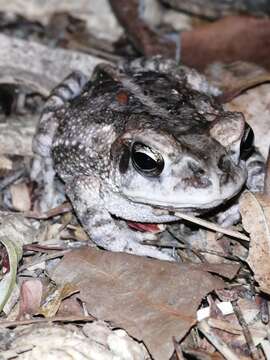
[
  {"left": 31, "top": 71, "right": 88, "bottom": 211},
  {"left": 66, "top": 175, "right": 174, "bottom": 261}
]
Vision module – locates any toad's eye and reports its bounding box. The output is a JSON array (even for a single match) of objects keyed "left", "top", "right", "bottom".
[
  {"left": 240, "top": 124, "right": 254, "bottom": 160},
  {"left": 131, "top": 142, "right": 164, "bottom": 177}
]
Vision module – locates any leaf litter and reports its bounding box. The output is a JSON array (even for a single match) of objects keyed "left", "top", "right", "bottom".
[
  {"left": 50, "top": 247, "right": 232, "bottom": 360},
  {"left": 0, "top": 1, "right": 270, "bottom": 359},
  {"left": 240, "top": 191, "right": 270, "bottom": 295}
]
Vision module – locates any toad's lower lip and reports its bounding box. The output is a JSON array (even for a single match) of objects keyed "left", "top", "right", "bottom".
[
  {"left": 129, "top": 195, "right": 236, "bottom": 212},
  {"left": 139, "top": 199, "right": 223, "bottom": 211}
]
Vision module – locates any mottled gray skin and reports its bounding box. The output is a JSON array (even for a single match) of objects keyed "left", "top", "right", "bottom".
[{"left": 32, "top": 57, "right": 250, "bottom": 260}]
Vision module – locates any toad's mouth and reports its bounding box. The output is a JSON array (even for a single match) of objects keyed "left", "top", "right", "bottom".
[
  {"left": 128, "top": 195, "right": 234, "bottom": 212},
  {"left": 127, "top": 221, "right": 165, "bottom": 233},
  {"left": 124, "top": 175, "right": 246, "bottom": 211}
]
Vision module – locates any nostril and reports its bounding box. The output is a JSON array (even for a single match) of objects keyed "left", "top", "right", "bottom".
[
  {"left": 187, "top": 161, "right": 205, "bottom": 176},
  {"left": 185, "top": 161, "right": 211, "bottom": 188}
]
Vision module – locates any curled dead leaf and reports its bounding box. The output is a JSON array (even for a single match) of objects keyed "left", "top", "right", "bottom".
[
  {"left": 18, "top": 279, "right": 43, "bottom": 319},
  {"left": 240, "top": 191, "right": 270, "bottom": 294},
  {"left": 50, "top": 248, "right": 236, "bottom": 360}
]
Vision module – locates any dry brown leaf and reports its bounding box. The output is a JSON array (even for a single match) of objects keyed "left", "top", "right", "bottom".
[
  {"left": 181, "top": 16, "right": 270, "bottom": 71},
  {"left": 240, "top": 191, "right": 270, "bottom": 294},
  {"left": 56, "top": 294, "right": 84, "bottom": 317},
  {"left": 196, "top": 262, "right": 240, "bottom": 279},
  {"left": 18, "top": 279, "right": 43, "bottom": 319},
  {"left": 50, "top": 248, "right": 230, "bottom": 360}
]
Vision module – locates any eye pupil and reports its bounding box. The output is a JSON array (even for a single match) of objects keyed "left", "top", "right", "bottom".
[
  {"left": 131, "top": 142, "right": 164, "bottom": 177},
  {"left": 240, "top": 125, "right": 254, "bottom": 160},
  {"left": 133, "top": 152, "right": 157, "bottom": 170}
]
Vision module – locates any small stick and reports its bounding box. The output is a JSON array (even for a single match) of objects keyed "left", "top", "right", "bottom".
[
  {"left": 173, "top": 337, "right": 185, "bottom": 360},
  {"left": 0, "top": 315, "right": 95, "bottom": 328},
  {"left": 23, "top": 202, "right": 73, "bottom": 220},
  {"left": 173, "top": 211, "right": 249, "bottom": 241},
  {"left": 217, "top": 74, "right": 270, "bottom": 104},
  {"left": 18, "top": 249, "right": 70, "bottom": 272},
  {"left": 232, "top": 301, "right": 260, "bottom": 360},
  {"left": 198, "top": 319, "right": 239, "bottom": 360},
  {"left": 23, "top": 244, "right": 66, "bottom": 252},
  {"left": 208, "top": 318, "right": 242, "bottom": 335}
]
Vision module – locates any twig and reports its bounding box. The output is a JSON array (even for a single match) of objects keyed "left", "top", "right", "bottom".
[
  {"left": 198, "top": 319, "right": 239, "bottom": 360},
  {"left": 232, "top": 301, "right": 260, "bottom": 360},
  {"left": 208, "top": 318, "right": 242, "bottom": 335},
  {"left": 67, "top": 37, "right": 121, "bottom": 63},
  {"left": 217, "top": 74, "right": 270, "bottom": 103},
  {"left": 19, "top": 250, "right": 70, "bottom": 272},
  {"left": 173, "top": 337, "right": 185, "bottom": 360},
  {"left": 23, "top": 244, "right": 66, "bottom": 252},
  {"left": 0, "top": 315, "right": 95, "bottom": 328},
  {"left": 166, "top": 229, "right": 242, "bottom": 260},
  {"left": 0, "top": 168, "right": 26, "bottom": 191},
  {"left": 109, "top": 0, "right": 177, "bottom": 58},
  {"left": 23, "top": 202, "right": 73, "bottom": 219},
  {"left": 173, "top": 211, "right": 249, "bottom": 241}
]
